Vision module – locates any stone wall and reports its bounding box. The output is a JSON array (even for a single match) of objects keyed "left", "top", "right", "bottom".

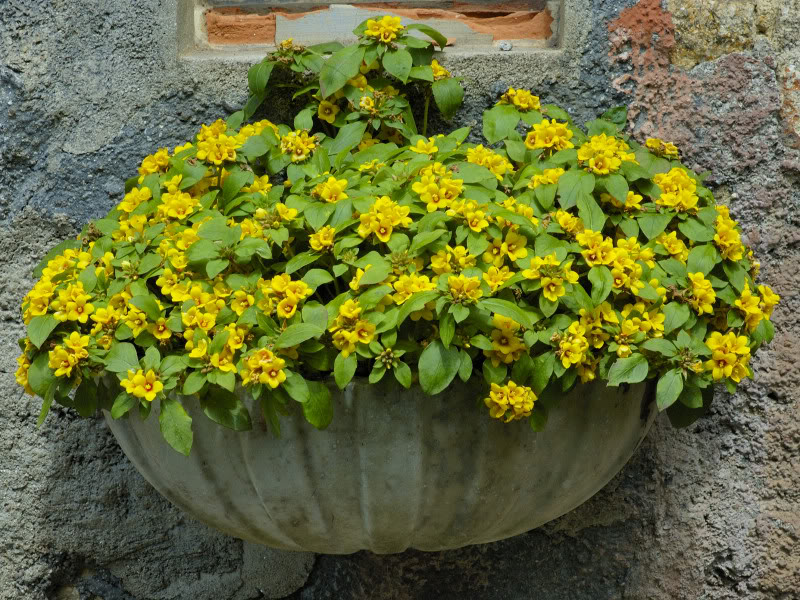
[{"left": 1, "top": 0, "right": 797, "bottom": 598}]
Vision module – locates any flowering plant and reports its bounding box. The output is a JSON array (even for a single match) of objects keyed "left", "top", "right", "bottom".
[{"left": 16, "top": 19, "right": 778, "bottom": 455}]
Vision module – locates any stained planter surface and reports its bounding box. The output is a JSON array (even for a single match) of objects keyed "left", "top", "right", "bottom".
[
  {"left": 105, "top": 379, "right": 654, "bottom": 554},
  {"left": 2, "top": 0, "right": 799, "bottom": 598}
]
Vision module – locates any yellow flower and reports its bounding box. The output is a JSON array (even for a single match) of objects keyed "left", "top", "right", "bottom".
[
  {"left": 149, "top": 317, "right": 172, "bottom": 341},
  {"left": 280, "top": 130, "right": 316, "bottom": 163},
  {"left": 120, "top": 369, "right": 164, "bottom": 402},
  {"left": 524, "top": 119, "right": 574, "bottom": 152},
  {"left": 118, "top": 187, "right": 152, "bottom": 213},
  {"left": 758, "top": 284, "right": 780, "bottom": 318},
  {"left": 123, "top": 306, "right": 149, "bottom": 337},
  {"left": 482, "top": 266, "right": 514, "bottom": 293},
  {"left": 498, "top": 87, "right": 540, "bottom": 112},
  {"left": 653, "top": 168, "right": 699, "bottom": 212},
  {"left": 430, "top": 59, "right": 450, "bottom": 80},
  {"left": 528, "top": 167, "right": 565, "bottom": 188},
  {"left": 409, "top": 137, "right": 439, "bottom": 154},
  {"left": 317, "top": 100, "right": 339, "bottom": 124},
  {"left": 63, "top": 332, "right": 90, "bottom": 359},
  {"left": 314, "top": 176, "right": 348, "bottom": 203},
  {"left": 558, "top": 322, "right": 589, "bottom": 368},
  {"left": 210, "top": 349, "right": 238, "bottom": 373},
  {"left": 196, "top": 133, "right": 241, "bottom": 165},
  {"left": 687, "top": 272, "right": 716, "bottom": 315},
  {"left": 359, "top": 95, "right": 375, "bottom": 111},
  {"left": 189, "top": 337, "right": 208, "bottom": 358},
  {"left": 501, "top": 230, "right": 528, "bottom": 262},
  {"left": 484, "top": 381, "right": 536, "bottom": 422},
  {"left": 15, "top": 354, "right": 34, "bottom": 395},
  {"left": 262, "top": 357, "right": 287, "bottom": 388},
  {"left": 447, "top": 274, "right": 483, "bottom": 304},
  {"left": 577, "top": 134, "right": 636, "bottom": 175},
  {"left": 364, "top": 15, "right": 404, "bottom": 43},
  {"left": 704, "top": 331, "right": 751, "bottom": 382},
  {"left": 734, "top": 282, "right": 765, "bottom": 331},
  {"left": 655, "top": 231, "right": 689, "bottom": 263},
  {"left": 645, "top": 137, "right": 679, "bottom": 159},
  {"left": 310, "top": 226, "right": 336, "bottom": 252},
  {"left": 48, "top": 346, "right": 78, "bottom": 378}
]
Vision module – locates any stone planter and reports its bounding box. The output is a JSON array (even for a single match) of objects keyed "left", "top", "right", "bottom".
[{"left": 104, "top": 378, "right": 656, "bottom": 554}]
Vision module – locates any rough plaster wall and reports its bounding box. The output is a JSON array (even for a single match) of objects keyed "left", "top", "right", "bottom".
[{"left": 0, "top": 0, "right": 797, "bottom": 599}]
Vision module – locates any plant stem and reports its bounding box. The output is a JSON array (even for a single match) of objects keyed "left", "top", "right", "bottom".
[{"left": 422, "top": 90, "right": 431, "bottom": 138}]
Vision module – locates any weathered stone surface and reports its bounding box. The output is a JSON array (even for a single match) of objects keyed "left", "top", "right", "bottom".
[{"left": 1, "top": 0, "right": 798, "bottom": 599}]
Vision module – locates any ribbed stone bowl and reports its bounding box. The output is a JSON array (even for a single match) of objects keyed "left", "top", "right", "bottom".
[{"left": 105, "top": 378, "right": 655, "bottom": 554}]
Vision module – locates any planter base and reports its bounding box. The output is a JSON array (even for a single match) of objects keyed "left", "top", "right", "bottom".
[{"left": 105, "top": 379, "right": 655, "bottom": 554}]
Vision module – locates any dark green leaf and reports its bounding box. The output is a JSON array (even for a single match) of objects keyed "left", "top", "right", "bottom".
[
  {"left": 201, "top": 387, "right": 252, "bottom": 431},
  {"left": 656, "top": 368, "right": 683, "bottom": 411},
  {"left": 105, "top": 342, "right": 140, "bottom": 373},
  {"left": 303, "top": 381, "right": 333, "bottom": 429},
  {"left": 319, "top": 45, "right": 365, "bottom": 98},
  {"left": 159, "top": 396, "right": 193, "bottom": 455},
  {"left": 418, "top": 340, "right": 461, "bottom": 395},
  {"left": 382, "top": 48, "right": 412, "bottom": 83},
  {"left": 588, "top": 266, "right": 613, "bottom": 304},
  {"left": 27, "top": 315, "right": 59, "bottom": 349},
  {"left": 607, "top": 353, "right": 649, "bottom": 386},
  {"left": 334, "top": 352, "right": 357, "bottom": 389},
  {"left": 432, "top": 78, "right": 464, "bottom": 120},
  {"left": 130, "top": 295, "right": 161, "bottom": 321}
]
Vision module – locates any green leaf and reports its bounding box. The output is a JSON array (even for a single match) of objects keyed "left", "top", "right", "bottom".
[
  {"left": 72, "top": 378, "right": 98, "bottom": 417},
  {"left": 275, "top": 323, "right": 324, "bottom": 348},
  {"left": 302, "top": 268, "right": 334, "bottom": 289},
  {"left": 357, "top": 261, "right": 392, "bottom": 286},
  {"left": 285, "top": 251, "right": 321, "bottom": 275},
  {"left": 396, "top": 290, "right": 439, "bottom": 326},
  {"left": 408, "top": 65, "right": 433, "bottom": 81},
  {"left": 482, "top": 360, "right": 507, "bottom": 385},
  {"left": 479, "top": 298, "right": 538, "bottom": 330},
  {"left": 186, "top": 239, "right": 220, "bottom": 264},
  {"left": 383, "top": 48, "right": 412, "bottom": 83},
  {"left": 439, "top": 312, "right": 455, "bottom": 348},
  {"left": 678, "top": 217, "right": 715, "bottom": 242},
  {"left": 529, "top": 406, "right": 549, "bottom": 432},
  {"left": 111, "top": 391, "right": 137, "bottom": 419},
  {"left": 294, "top": 106, "right": 314, "bottom": 130},
  {"left": 687, "top": 244, "right": 720, "bottom": 275},
  {"left": 458, "top": 349, "right": 473, "bottom": 382},
  {"left": 130, "top": 295, "right": 161, "bottom": 321},
  {"left": 656, "top": 368, "right": 683, "bottom": 411},
  {"left": 248, "top": 60, "right": 274, "bottom": 95},
  {"left": 418, "top": 340, "right": 461, "bottom": 395},
  {"left": 408, "top": 229, "right": 446, "bottom": 256},
  {"left": 283, "top": 371, "right": 311, "bottom": 403},
  {"left": 576, "top": 193, "right": 606, "bottom": 231},
  {"left": 394, "top": 361, "right": 412, "bottom": 388},
  {"left": 328, "top": 120, "right": 369, "bottom": 156},
  {"left": 432, "top": 77, "right": 464, "bottom": 120},
  {"left": 222, "top": 169, "right": 255, "bottom": 203},
  {"left": 239, "top": 134, "right": 270, "bottom": 159},
  {"left": 320, "top": 45, "right": 365, "bottom": 98},
  {"left": 159, "top": 396, "right": 193, "bottom": 455},
  {"left": 605, "top": 173, "right": 629, "bottom": 202},
  {"left": 183, "top": 371, "right": 207, "bottom": 395},
  {"left": 662, "top": 302, "right": 690, "bottom": 334},
  {"left": 679, "top": 385, "right": 704, "bottom": 409},
  {"left": 607, "top": 353, "right": 649, "bottom": 386},
  {"left": 201, "top": 387, "right": 252, "bottom": 431},
  {"left": 530, "top": 352, "right": 555, "bottom": 395},
  {"left": 640, "top": 338, "right": 677, "bottom": 356},
  {"left": 303, "top": 381, "right": 333, "bottom": 429},
  {"left": 638, "top": 213, "right": 674, "bottom": 240},
  {"left": 588, "top": 266, "right": 613, "bottom": 304},
  {"left": 667, "top": 385, "right": 713, "bottom": 427},
  {"left": 482, "top": 104, "right": 520, "bottom": 144},
  {"left": 557, "top": 170, "right": 595, "bottom": 210},
  {"left": 334, "top": 352, "right": 357, "bottom": 389},
  {"left": 405, "top": 23, "right": 447, "bottom": 48},
  {"left": 27, "top": 315, "right": 59, "bottom": 349},
  {"left": 27, "top": 353, "right": 56, "bottom": 398},
  {"left": 105, "top": 342, "right": 140, "bottom": 373},
  {"left": 601, "top": 105, "right": 628, "bottom": 127}
]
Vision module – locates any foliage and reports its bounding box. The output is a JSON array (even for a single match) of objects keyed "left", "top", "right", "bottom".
[{"left": 14, "top": 18, "right": 779, "bottom": 454}]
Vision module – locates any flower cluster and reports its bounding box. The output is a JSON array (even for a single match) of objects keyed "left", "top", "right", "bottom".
[{"left": 15, "top": 34, "right": 778, "bottom": 454}]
